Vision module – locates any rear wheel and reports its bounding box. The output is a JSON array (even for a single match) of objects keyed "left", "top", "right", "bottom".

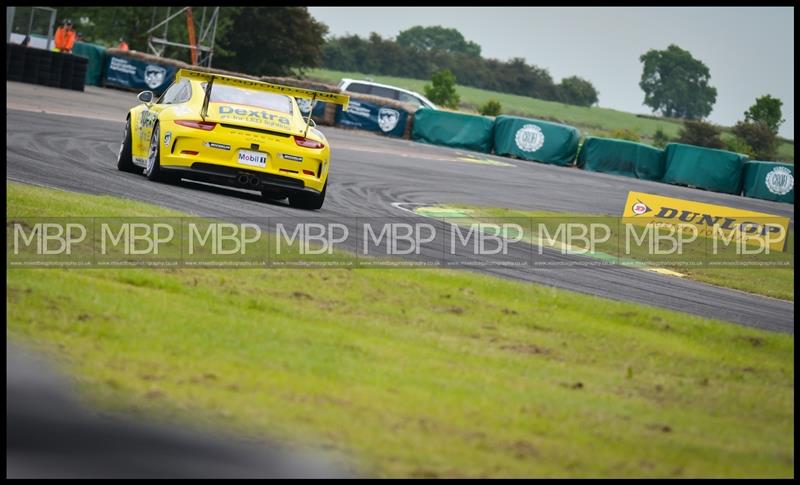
[
  {"left": 116, "top": 116, "right": 140, "bottom": 174},
  {"left": 144, "top": 122, "right": 179, "bottom": 183},
  {"left": 288, "top": 181, "right": 326, "bottom": 210}
]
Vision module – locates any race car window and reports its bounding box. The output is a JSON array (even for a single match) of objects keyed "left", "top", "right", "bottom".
[
  {"left": 173, "top": 81, "right": 192, "bottom": 104},
  {"left": 158, "top": 81, "right": 186, "bottom": 105},
  {"left": 202, "top": 83, "right": 293, "bottom": 114}
]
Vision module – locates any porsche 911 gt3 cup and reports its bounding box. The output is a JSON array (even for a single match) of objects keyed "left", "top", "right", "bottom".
[{"left": 117, "top": 69, "right": 349, "bottom": 210}]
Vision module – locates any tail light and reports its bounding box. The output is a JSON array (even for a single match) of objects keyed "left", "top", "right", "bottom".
[
  {"left": 294, "top": 136, "right": 324, "bottom": 149},
  {"left": 175, "top": 120, "right": 217, "bottom": 131}
]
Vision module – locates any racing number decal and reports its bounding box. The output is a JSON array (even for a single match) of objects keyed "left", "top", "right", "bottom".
[{"left": 136, "top": 109, "right": 160, "bottom": 155}]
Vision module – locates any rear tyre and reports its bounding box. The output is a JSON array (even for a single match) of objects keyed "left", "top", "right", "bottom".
[
  {"left": 144, "top": 122, "right": 179, "bottom": 183},
  {"left": 116, "top": 117, "right": 140, "bottom": 174},
  {"left": 288, "top": 181, "right": 326, "bottom": 210}
]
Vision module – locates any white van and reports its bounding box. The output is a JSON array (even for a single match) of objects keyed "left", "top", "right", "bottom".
[{"left": 337, "top": 78, "right": 437, "bottom": 110}]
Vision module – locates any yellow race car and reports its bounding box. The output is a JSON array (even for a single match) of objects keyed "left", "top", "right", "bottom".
[{"left": 116, "top": 69, "right": 349, "bottom": 210}]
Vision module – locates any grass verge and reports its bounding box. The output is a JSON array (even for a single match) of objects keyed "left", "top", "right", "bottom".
[{"left": 6, "top": 182, "right": 794, "bottom": 477}]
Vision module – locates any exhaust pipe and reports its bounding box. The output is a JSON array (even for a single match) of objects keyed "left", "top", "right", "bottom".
[
  {"left": 237, "top": 174, "right": 250, "bottom": 186},
  {"left": 249, "top": 175, "right": 260, "bottom": 187}
]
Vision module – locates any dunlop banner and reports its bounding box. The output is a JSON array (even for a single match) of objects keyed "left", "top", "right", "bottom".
[{"left": 622, "top": 191, "right": 790, "bottom": 252}]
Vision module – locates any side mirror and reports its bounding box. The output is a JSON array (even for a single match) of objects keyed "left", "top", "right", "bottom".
[{"left": 137, "top": 91, "right": 154, "bottom": 105}]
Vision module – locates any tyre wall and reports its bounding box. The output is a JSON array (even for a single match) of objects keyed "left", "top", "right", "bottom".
[
  {"left": 493, "top": 115, "right": 579, "bottom": 166},
  {"left": 661, "top": 143, "right": 747, "bottom": 195},
  {"left": 411, "top": 108, "right": 495, "bottom": 153},
  {"left": 741, "top": 161, "right": 794, "bottom": 203},
  {"left": 576, "top": 136, "right": 665, "bottom": 180}
]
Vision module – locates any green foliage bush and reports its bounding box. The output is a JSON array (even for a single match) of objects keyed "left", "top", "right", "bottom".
[
  {"left": 609, "top": 128, "right": 640, "bottom": 142},
  {"left": 676, "top": 120, "right": 724, "bottom": 149},
  {"left": 725, "top": 136, "right": 756, "bottom": 159},
  {"left": 478, "top": 100, "right": 502, "bottom": 117},
  {"left": 556, "top": 76, "right": 598, "bottom": 107},
  {"left": 652, "top": 126, "right": 670, "bottom": 148},
  {"left": 424, "top": 69, "right": 460, "bottom": 109},
  {"left": 731, "top": 121, "right": 777, "bottom": 160}
]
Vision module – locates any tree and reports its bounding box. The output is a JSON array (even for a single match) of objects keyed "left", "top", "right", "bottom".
[
  {"left": 49, "top": 7, "right": 168, "bottom": 49},
  {"left": 215, "top": 7, "right": 328, "bottom": 76},
  {"left": 676, "top": 120, "right": 724, "bottom": 149},
  {"left": 556, "top": 76, "right": 598, "bottom": 107},
  {"left": 478, "top": 100, "right": 502, "bottom": 116},
  {"left": 424, "top": 69, "right": 460, "bottom": 109},
  {"left": 396, "top": 25, "right": 481, "bottom": 57},
  {"left": 731, "top": 121, "right": 777, "bottom": 160},
  {"left": 743, "top": 95, "right": 785, "bottom": 134},
  {"left": 321, "top": 31, "right": 596, "bottom": 105},
  {"left": 639, "top": 44, "right": 717, "bottom": 119}
]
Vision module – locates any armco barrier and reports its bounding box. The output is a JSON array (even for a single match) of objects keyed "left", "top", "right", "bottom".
[
  {"left": 661, "top": 143, "right": 747, "bottom": 195},
  {"left": 412, "top": 109, "right": 494, "bottom": 152},
  {"left": 493, "top": 115, "right": 579, "bottom": 166},
  {"left": 6, "top": 44, "right": 88, "bottom": 91},
  {"left": 71, "top": 42, "right": 107, "bottom": 86},
  {"left": 576, "top": 136, "right": 665, "bottom": 180},
  {"left": 742, "top": 161, "right": 794, "bottom": 203}
]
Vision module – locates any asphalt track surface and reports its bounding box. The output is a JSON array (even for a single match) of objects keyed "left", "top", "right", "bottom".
[{"left": 6, "top": 82, "right": 794, "bottom": 333}]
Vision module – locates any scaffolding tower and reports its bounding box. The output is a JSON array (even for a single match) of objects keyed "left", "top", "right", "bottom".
[{"left": 145, "top": 7, "right": 219, "bottom": 67}]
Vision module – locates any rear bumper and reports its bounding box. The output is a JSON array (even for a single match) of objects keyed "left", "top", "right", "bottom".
[
  {"left": 156, "top": 120, "right": 329, "bottom": 192},
  {"left": 164, "top": 162, "right": 323, "bottom": 196}
]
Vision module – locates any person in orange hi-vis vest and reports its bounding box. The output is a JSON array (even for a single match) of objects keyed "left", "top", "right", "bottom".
[{"left": 54, "top": 19, "right": 76, "bottom": 53}]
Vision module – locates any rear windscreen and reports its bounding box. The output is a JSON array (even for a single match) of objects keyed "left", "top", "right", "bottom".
[{"left": 204, "top": 83, "right": 293, "bottom": 114}]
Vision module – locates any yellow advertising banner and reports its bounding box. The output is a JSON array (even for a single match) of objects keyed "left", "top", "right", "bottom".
[{"left": 622, "top": 191, "right": 790, "bottom": 252}]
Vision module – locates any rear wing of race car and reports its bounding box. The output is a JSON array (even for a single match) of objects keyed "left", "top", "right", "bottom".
[{"left": 175, "top": 69, "right": 350, "bottom": 130}]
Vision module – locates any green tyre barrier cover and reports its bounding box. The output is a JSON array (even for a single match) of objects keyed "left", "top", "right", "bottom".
[
  {"left": 71, "top": 42, "right": 107, "bottom": 87},
  {"left": 742, "top": 161, "right": 794, "bottom": 203},
  {"left": 411, "top": 108, "right": 494, "bottom": 153},
  {"left": 576, "top": 136, "right": 665, "bottom": 180},
  {"left": 493, "top": 115, "right": 579, "bottom": 166},
  {"left": 661, "top": 143, "right": 747, "bottom": 195}
]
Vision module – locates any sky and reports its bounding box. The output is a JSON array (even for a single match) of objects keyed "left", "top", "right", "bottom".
[{"left": 308, "top": 7, "right": 794, "bottom": 138}]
